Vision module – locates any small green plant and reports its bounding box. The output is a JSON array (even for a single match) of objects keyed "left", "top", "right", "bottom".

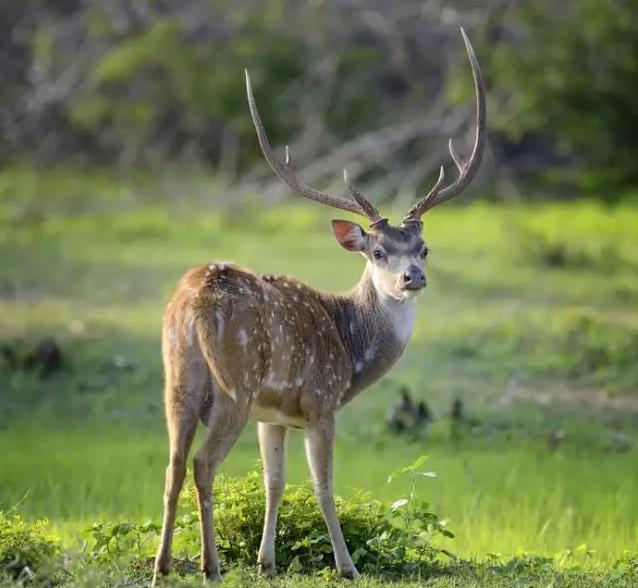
[
  {"left": 0, "top": 510, "right": 63, "bottom": 583},
  {"left": 84, "top": 520, "right": 161, "bottom": 564}
]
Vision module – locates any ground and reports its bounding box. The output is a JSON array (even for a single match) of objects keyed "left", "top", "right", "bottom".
[{"left": 1, "top": 168, "right": 637, "bottom": 585}]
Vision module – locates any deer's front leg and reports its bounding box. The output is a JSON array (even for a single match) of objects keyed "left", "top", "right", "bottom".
[
  {"left": 257, "top": 423, "right": 288, "bottom": 577},
  {"left": 304, "top": 414, "right": 359, "bottom": 579}
]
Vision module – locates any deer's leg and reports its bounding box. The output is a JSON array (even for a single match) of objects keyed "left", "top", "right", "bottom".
[
  {"left": 153, "top": 381, "right": 201, "bottom": 584},
  {"left": 257, "top": 423, "right": 288, "bottom": 577},
  {"left": 304, "top": 415, "right": 359, "bottom": 579},
  {"left": 193, "top": 389, "right": 252, "bottom": 582}
]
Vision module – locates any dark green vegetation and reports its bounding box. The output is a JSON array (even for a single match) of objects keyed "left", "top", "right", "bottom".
[
  {"left": 491, "top": 0, "right": 638, "bottom": 189},
  {"left": 4, "top": 1, "right": 638, "bottom": 193},
  {"left": 1, "top": 170, "right": 638, "bottom": 585}
]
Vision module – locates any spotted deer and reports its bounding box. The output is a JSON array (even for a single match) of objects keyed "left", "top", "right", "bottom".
[{"left": 153, "top": 28, "right": 485, "bottom": 584}]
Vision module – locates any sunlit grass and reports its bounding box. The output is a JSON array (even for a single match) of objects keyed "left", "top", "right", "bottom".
[
  {"left": 1, "top": 170, "right": 638, "bottom": 577},
  {"left": 2, "top": 423, "right": 637, "bottom": 564}
]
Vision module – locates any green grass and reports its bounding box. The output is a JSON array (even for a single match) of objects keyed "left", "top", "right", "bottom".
[{"left": 1, "top": 169, "right": 638, "bottom": 584}]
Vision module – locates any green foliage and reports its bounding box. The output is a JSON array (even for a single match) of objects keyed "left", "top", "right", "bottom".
[
  {"left": 6, "top": 2, "right": 393, "bottom": 169},
  {"left": 170, "top": 470, "right": 451, "bottom": 576},
  {"left": 84, "top": 520, "right": 160, "bottom": 564},
  {"left": 491, "top": 0, "right": 638, "bottom": 190},
  {"left": 0, "top": 511, "right": 62, "bottom": 583},
  {"left": 5, "top": 507, "right": 638, "bottom": 586}
]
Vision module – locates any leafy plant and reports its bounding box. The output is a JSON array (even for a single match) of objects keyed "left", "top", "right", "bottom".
[
  {"left": 169, "top": 468, "right": 453, "bottom": 577},
  {"left": 0, "top": 510, "right": 63, "bottom": 583},
  {"left": 84, "top": 520, "right": 161, "bottom": 564}
]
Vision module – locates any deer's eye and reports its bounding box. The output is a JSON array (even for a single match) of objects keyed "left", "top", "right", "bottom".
[
  {"left": 421, "top": 248, "right": 429, "bottom": 259},
  {"left": 372, "top": 249, "right": 384, "bottom": 261}
]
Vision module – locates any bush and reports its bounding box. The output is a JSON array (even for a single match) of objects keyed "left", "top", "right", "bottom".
[
  {"left": 0, "top": 510, "right": 63, "bottom": 583},
  {"left": 79, "top": 466, "right": 452, "bottom": 579},
  {"left": 173, "top": 469, "right": 452, "bottom": 577}
]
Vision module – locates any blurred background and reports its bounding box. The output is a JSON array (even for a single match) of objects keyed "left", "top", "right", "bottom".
[
  {"left": 1, "top": 0, "right": 637, "bottom": 572},
  {"left": 3, "top": 0, "right": 638, "bottom": 198}
]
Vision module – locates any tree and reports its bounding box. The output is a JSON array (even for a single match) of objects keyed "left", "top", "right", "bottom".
[{"left": 491, "top": 0, "right": 638, "bottom": 192}]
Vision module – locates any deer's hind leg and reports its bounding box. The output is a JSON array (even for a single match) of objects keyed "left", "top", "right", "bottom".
[
  {"left": 193, "top": 385, "right": 253, "bottom": 581},
  {"left": 153, "top": 335, "right": 209, "bottom": 585}
]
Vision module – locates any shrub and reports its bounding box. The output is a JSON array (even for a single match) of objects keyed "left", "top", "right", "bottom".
[
  {"left": 170, "top": 469, "right": 452, "bottom": 577},
  {"left": 0, "top": 510, "right": 62, "bottom": 583}
]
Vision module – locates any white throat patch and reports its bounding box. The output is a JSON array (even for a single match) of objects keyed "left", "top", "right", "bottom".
[{"left": 380, "top": 296, "right": 417, "bottom": 346}]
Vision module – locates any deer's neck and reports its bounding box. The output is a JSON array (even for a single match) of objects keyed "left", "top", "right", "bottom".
[{"left": 322, "top": 264, "right": 417, "bottom": 405}]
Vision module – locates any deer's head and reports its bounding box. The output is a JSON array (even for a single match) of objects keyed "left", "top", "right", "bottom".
[{"left": 246, "top": 28, "right": 485, "bottom": 302}]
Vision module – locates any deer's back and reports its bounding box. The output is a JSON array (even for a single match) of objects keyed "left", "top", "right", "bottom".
[{"left": 163, "top": 263, "right": 352, "bottom": 427}]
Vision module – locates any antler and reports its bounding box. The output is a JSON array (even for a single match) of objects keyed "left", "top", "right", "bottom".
[
  {"left": 245, "top": 70, "right": 382, "bottom": 224},
  {"left": 403, "top": 28, "right": 486, "bottom": 224}
]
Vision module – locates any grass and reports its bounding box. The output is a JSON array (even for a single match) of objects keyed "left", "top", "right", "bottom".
[{"left": 1, "top": 168, "right": 638, "bottom": 584}]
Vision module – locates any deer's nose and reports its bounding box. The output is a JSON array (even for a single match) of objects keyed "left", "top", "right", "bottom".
[{"left": 402, "top": 265, "right": 426, "bottom": 290}]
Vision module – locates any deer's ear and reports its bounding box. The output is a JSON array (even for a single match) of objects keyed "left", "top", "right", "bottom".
[{"left": 331, "top": 220, "right": 367, "bottom": 252}]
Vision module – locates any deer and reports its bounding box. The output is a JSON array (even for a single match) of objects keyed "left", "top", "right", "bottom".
[{"left": 152, "top": 28, "right": 485, "bottom": 585}]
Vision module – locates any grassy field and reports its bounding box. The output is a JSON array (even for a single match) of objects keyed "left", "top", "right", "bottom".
[{"left": 1, "top": 169, "right": 638, "bottom": 585}]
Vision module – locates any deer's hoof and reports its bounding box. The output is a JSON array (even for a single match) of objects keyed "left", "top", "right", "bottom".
[
  {"left": 152, "top": 561, "right": 170, "bottom": 585},
  {"left": 338, "top": 565, "right": 360, "bottom": 580},
  {"left": 257, "top": 559, "right": 277, "bottom": 578},
  {"left": 201, "top": 569, "right": 222, "bottom": 584},
  {"left": 151, "top": 572, "right": 165, "bottom": 587}
]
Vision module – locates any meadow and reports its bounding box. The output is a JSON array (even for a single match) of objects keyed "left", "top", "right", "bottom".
[{"left": 1, "top": 169, "right": 638, "bottom": 585}]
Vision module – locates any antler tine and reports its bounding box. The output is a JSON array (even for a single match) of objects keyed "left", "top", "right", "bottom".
[
  {"left": 423, "top": 165, "right": 446, "bottom": 206},
  {"left": 245, "top": 70, "right": 376, "bottom": 221},
  {"left": 404, "top": 28, "right": 487, "bottom": 222},
  {"left": 342, "top": 169, "right": 382, "bottom": 223},
  {"left": 447, "top": 138, "right": 464, "bottom": 174}
]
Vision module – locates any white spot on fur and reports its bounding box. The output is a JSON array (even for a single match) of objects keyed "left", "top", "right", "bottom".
[
  {"left": 364, "top": 344, "right": 377, "bottom": 362},
  {"left": 238, "top": 328, "right": 248, "bottom": 346},
  {"left": 265, "top": 371, "right": 286, "bottom": 391},
  {"left": 215, "top": 310, "right": 225, "bottom": 338},
  {"left": 354, "top": 361, "right": 364, "bottom": 374}
]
